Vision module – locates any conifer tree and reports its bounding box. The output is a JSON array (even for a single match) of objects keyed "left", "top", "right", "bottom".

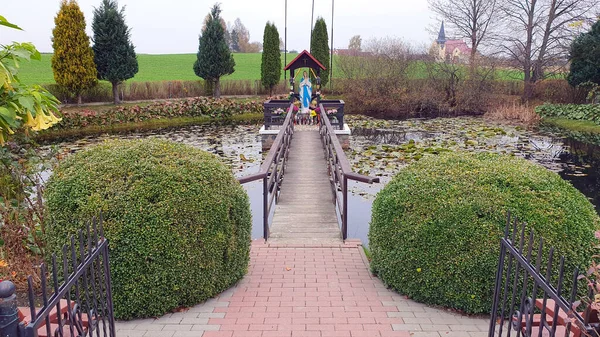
[
  {"left": 310, "top": 18, "right": 330, "bottom": 86},
  {"left": 51, "top": 0, "right": 97, "bottom": 105},
  {"left": 568, "top": 20, "right": 600, "bottom": 87},
  {"left": 92, "top": 0, "right": 138, "bottom": 105},
  {"left": 261, "top": 23, "right": 281, "bottom": 95},
  {"left": 194, "top": 4, "right": 235, "bottom": 98}
]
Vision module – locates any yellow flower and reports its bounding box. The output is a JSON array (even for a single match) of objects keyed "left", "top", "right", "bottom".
[
  {"left": 0, "top": 132, "right": 4, "bottom": 146},
  {"left": 0, "top": 260, "right": 8, "bottom": 268},
  {"left": 25, "top": 110, "right": 37, "bottom": 128}
]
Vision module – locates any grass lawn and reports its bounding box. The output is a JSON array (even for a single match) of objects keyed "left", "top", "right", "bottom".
[
  {"left": 19, "top": 53, "right": 300, "bottom": 85},
  {"left": 542, "top": 117, "right": 600, "bottom": 134},
  {"left": 19, "top": 52, "right": 531, "bottom": 86}
]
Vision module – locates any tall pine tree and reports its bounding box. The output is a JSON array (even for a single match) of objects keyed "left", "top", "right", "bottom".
[
  {"left": 52, "top": 0, "right": 97, "bottom": 105},
  {"left": 261, "top": 23, "right": 281, "bottom": 95},
  {"left": 92, "top": 0, "right": 138, "bottom": 105},
  {"left": 568, "top": 20, "right": 600, "bottom": 87},
  {"left": 310, "top": 18, "right": 330, "bottom": 86},
  {"left": 194, "top": 4, "right": 235, "bottom": 98}
]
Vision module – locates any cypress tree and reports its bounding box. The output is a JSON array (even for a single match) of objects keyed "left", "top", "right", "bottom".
[
  {"left": 568, "top": 20, "right": 600, "bottom": 87},
  {"left": 310, "top": 18, "right": 330, "bottom": 86},
  {"left": 261, "top": 23, "right": 281, "bottom": 95},
  {"left": 51, "top": 0, "right": 98, "bottom": 105},
  {"left": 194, "top": 4, "right": 235, "bottom": 98},
  {"left": 92, "top": 0, "right": 138, "bottom": 105}
]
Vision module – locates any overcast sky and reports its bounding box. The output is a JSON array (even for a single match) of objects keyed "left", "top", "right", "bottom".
[{"left": 1, "top": 0, "right": 437, "bottom": 54}]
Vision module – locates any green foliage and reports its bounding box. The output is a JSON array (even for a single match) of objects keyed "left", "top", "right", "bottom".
[
  {"left": 536, "top": 103, "right": 600, "bottom": 124},
  {"left": 261, "top": 23, "right": 281, "bottom": 94},
  {"left": 0, "top": 17, "right": 61, "bottom": 145},
  {"left": 45, "top": 139, "right": 252, "bottom": 319},
  {"left": 540, "top": 117, "right": 600, "bottom": 145},
  {"left": 568, "top": 20, "right": 600, "bottom": 87},
  {"left": 92, "top": 0, "right": 138, "bottom": 104},
  {"left": 310, "top": 18, "right": 330, "bottom": 86},
  {"left": 369, "top": 151, "right": 599, "bottom": 314},
  {"left": 51, "top": 0, "right": 98, "bottom": 102},
  {"left": 54, "top": 97, "right": 262, "bottom": 130},
  {"left": 194, "top": 4, "right": 235, "bottom": 98}
]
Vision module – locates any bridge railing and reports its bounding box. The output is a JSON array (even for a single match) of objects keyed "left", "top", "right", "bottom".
[
  {"left": 318, "top": 104, "right": 379, "bottom": 240},
  {"left": 238, "top": 103, "right": 294, "bottom": 240}
]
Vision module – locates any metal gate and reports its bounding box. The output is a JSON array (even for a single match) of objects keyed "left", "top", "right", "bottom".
[{"left": 489, "top": 213, "right": 599, "bottom": 337}]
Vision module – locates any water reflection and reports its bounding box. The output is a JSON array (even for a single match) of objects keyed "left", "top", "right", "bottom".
[{"left": 40, "top": 117, "right": 600, "bottom": 246}]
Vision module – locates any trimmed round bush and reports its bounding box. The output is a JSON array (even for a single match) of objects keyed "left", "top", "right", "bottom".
[
  {"left": 45, "top": 139, "right": 251, "bottom": 319},
  {"left": 369, "top": 151, "right": 599, "bottom": 314}
]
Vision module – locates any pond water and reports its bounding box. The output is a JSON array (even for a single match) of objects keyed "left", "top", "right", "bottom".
[{"left": 40, "top": 116, "right": 600, "bottom": 246}]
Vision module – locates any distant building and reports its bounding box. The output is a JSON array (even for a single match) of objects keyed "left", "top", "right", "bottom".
[
  {"left": 431, "top": 21, "right": 472, "bottom": 62},
  {"left": 334, "top": 49, "right": 372, "bottom": 57}
]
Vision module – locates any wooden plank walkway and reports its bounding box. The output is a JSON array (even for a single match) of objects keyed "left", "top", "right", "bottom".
[{"left": 268, "top": 130, "right": 343, "bottom": 245}]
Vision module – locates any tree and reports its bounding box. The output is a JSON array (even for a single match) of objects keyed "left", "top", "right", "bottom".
[
  {"left": 348, "top": 35, "right": 362, "bottom": 51},
  {"left": 429, "top": 0, "right": 498, "bottom": 64},
  {"left": 92, "top": 0, "right": 138, "bottom": 105},
  {"left": 51, "top": 0, "right": 97, "bottom": 105},
  {"left": 230, "top": 29, "right": 240, "bottom": 52},
  {"left": 0, "top": 16, "right": 61, "bottom": 145},
  {"left": 193, "top": 4, "right": 235, "bottom": 98},
  {"left": 261, "top": 23, "right": 282, "bottom": 95},
  {"left": 310, "top": 17, "right": 330, "bottom": 86},
  {"left": 233, "top": 18, "right": 251, "bottom": 52},
  {"left": 568, "top": 20, "right": 600, "bottom": 87},
  {"left": 499, "top": 0, "right": 597, "bottom": 100}
]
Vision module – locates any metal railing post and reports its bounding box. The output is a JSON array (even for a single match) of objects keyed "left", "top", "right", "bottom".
[
  {"left": 342, "top": 175, "right": 348, "bottom": 240},
  {"left": 0, "top": 281, "right": 20, "bottom": 337},
  {"left": 263, "top": 176, "right": 269, "bottom": 241}
]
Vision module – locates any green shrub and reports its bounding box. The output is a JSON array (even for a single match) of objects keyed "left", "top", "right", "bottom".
[
  {"left": 55, "top": 97, "right": 263, "bottom": 130},
  {"left": 369, "top": 151, "right": 599, "bottom": 314},
  {"left": 536, "top": 103, "right": 600, "bottom": 124},
  {"left": 44, "top": 139, "right": 251, "bottom": 319}
]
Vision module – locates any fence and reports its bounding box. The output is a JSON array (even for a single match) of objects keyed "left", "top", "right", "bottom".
[
  {"left": 238, "top": 104, "right": 295, "bottom": 239},
  {"left": 318, "top": 103, "right": 379, "bottom": 240},
  {"left": 489, "top": 213, "right": 599, "bottom": 337},
  {"left": 0, "top": 216, "right": 115, "bottom": 337}
]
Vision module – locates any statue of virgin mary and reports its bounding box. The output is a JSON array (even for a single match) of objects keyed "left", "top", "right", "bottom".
[{"left": 299, "top": 70, "right": 312, "bottom": 114}]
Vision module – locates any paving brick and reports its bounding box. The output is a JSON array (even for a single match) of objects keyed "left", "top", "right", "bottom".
[{"left": 173, "top": 332, "right": 205, "bottom": 337}]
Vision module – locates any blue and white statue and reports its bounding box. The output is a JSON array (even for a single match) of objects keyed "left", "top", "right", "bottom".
[{"left": 299, "top": 71, "right": 312, "bottom": 114}]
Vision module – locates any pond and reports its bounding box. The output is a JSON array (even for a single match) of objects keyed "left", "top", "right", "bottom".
[{"left": 40, "top": 116, "right": 600, "bottom": 246}]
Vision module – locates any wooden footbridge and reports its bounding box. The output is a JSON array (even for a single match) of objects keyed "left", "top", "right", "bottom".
[{"left": 238, "top": 103, "right": 379, "bottom": 243}]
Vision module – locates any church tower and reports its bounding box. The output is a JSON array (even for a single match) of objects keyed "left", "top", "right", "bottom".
[{"left": 436, "top": 21, "right": 446, "bottom": 48}]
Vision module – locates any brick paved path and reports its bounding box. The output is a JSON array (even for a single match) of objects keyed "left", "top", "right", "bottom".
[{"left": 116, "top": 240, "right": 489, "bottom": 337}]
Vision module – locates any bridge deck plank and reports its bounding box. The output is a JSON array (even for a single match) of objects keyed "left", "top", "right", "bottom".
[{"left": 268, "top": 130, "right": 342, "bottom": 245}]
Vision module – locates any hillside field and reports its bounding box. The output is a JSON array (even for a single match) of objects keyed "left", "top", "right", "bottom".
[
  {"left": 19, "top": 52, "right": 300, "bottom": 85},
  {"left": 18, "top": 52, "right": 528, "bottom": 86}
]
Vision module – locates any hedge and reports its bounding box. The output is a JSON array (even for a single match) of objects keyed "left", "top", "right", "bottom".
[
  {"left": 55, "top": 97, "right": 262, "bottom": 130},
  {"left": 44, "top": 139, "right": 252, "bottom": 319},
  {"left": 536, "top": 103, "right": 600, "bottom": 124},
  {"left": 369, "top": 151, "right": 599, "bottom": 314}
]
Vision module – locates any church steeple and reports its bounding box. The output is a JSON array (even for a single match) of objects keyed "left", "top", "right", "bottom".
[{"left": 436, "top": 21, "right": 446, "bottom": 48}]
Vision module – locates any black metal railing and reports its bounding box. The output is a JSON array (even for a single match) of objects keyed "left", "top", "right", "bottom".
[
  {"left": 318, "top": 103, "right": 379, "bottom": 240},
  {"left": 238, "top": 103, "right": 294, "bottom": 240},
  {"left": 489, "top": 213, "right": 599, "bottom": 337},
  {"left": 0, "top": 216, "right": 115, "bottom": 337}
]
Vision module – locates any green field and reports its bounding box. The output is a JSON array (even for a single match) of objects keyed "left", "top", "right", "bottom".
[
  {"left": 19, "top": 53, "right": 300, "bottom": 85},
  {"left": 18, "top": 52, "right": 530, "bottom": 86}
]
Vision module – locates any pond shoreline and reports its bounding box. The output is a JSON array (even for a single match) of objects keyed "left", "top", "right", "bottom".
[{"left": 35, "top": 112, "right": 264, "bottom": 143}]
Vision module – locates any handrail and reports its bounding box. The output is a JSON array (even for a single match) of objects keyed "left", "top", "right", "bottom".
[
  {"left": 318, "top": 103, "right": 379, "bottom": 240},
  {"left": 237, "top": 103, "right": 295, "bottom": 240}
]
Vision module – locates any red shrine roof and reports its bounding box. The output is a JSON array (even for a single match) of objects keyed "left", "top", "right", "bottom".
[{"left": 284, "top": 50, "right": 327, "bottom": 71}]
